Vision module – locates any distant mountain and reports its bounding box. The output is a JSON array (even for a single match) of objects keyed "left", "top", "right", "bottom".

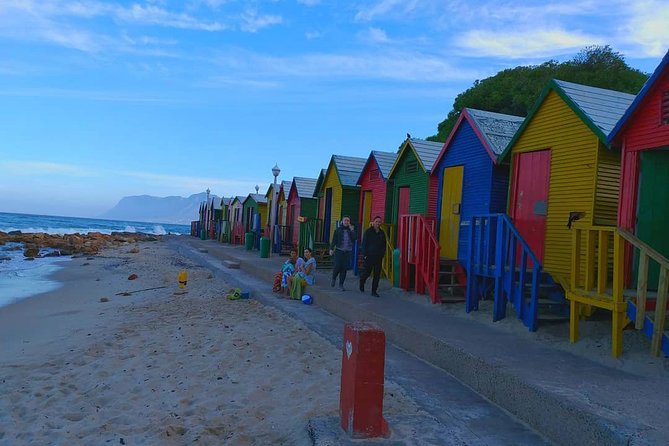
[{"left": 100, "top": 192, "right": 219, "bottom": 225}]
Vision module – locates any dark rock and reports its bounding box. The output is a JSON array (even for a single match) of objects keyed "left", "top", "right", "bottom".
[
  {"left": 8, "top": 230, "right": 22, "bottom": 235},
  {"left": 23, "top": 246, "right": 39, "bottom": 258}
]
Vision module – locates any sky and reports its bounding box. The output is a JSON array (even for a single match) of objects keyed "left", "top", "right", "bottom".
[{"left": 0, "top": 0, "right": 667, "bottom": 218}]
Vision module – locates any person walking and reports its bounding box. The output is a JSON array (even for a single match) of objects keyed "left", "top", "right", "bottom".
[
  {"left": 359, "top": 216, "right": 387, "bottom": 297},
  {"left": 329, "top": 216, "right": 356, "bottom": 291}
]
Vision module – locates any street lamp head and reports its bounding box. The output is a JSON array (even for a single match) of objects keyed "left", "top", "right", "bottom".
[
  {"left": 272, "top": 164, "right": 280, "bottom": 179},
  {"left": 255, "top": 185, "right": 259, "bottom": 193}
]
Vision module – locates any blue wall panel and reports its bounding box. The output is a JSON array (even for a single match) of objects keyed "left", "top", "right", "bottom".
[{"left": 435, "top": 120, "right": 509, "bottom": 265}]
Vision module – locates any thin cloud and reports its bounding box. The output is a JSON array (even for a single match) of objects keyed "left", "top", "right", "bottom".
[
  {"left": 200, "top": 76, "right": 281, "bottom": 89},
  {"left": 622, "top": 0, "right": 669, "bottom": 57},
  {"left": 297, "top": 0, "right": 320, "bottom": 6},
  {"left": 119, "top": 170, "right": 261, "bottom": 193},
  {"left": 2, "top": 161, "right": 95, "bottom": 177},
  {"left": 355, "top": 0, "right": 420, "bottom": 21},
  {"left": 305, "top": 30, "right": 321, "bottom": 40},
  {"left": 239, "top": 9, "right": 283, "bottom": 33},
  {"left": 362, "top": 27, "right": 391, "bottom": 44},
  {"left": 456, "top": 28, "right": 603, "bottom": 59},
  {"left": 213, "top": 48, "right": 479, "bottom": 83},
  {"left": 0, "top": 88, "right": 172, "bottom": 103},
  {"left": 114, "top": 4, "right": 226, "bottom": 31}
]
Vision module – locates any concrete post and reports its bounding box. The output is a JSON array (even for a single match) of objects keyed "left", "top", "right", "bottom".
[{"left": 339, "top": 321, "right": 389, "bottom": 438}]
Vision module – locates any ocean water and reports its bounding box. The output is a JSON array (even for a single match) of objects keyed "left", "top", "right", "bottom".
[{"left": 0, "top": 212, "right": 190, "bottom": 308}]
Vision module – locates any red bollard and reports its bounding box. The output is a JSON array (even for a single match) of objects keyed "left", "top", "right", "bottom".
[{"left": 339, "top": 321, "right": 390, "bottom": 438}]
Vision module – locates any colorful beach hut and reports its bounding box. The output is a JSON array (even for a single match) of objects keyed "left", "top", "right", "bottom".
[
  {"left": 386, "top": 137, "right": 442, "bottom": 295},
  {"left": 317, "top": 155, "right": 366, "bottom": 243},
  {"left": 287, "top": 176, "right": 318, "bottom": 246},
  {"left": 229, "top": 196, "right": 245, "bottom": 245},
  {"left": 242, "top": 193, "right": 268, "bottom": 235},
  {"left": 217, "top": 196, "right": 231, "bottom": 242},
  {"left": 601, "top": 50, "right": 669, "bottom": 356},
  {"left": 502, "top": 79, "right": 634, "bottom": 285},
  {"left": 277, "top": 180, "right": 292, "bottom": 227},
  {"left": 387, "top": 137, "right": 443, "bottom": 227},
  {"left": 356, "top": 150, "right": 397, "bottom": 230},
  {"left": 432, "top": 108, "right": 524, "bottom": 261},
  {"left": 467, "top": 79, "right": 635, "bottom": 335}
]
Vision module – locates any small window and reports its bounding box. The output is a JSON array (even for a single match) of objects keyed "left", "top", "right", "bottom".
[
  {"left": 405, "top": 160, "right": 418, "bottom": 174},
  {"left": 369, "top": 168, "right": 380, "bottom": 180},
  {"left": 662, "top": 91, "right": 669, "bottom": 125}
]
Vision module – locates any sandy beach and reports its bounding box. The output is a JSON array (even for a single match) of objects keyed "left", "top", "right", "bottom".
[{"left": 0, "top": 239, "right": 418, "bottom": 445}]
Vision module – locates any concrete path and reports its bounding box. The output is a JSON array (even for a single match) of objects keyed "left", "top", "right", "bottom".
[{"left": 168, "top": 237, "right": 668, "bottom": 445}]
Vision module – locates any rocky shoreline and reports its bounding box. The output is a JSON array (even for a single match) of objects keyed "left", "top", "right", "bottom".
[{"left": 0, "top": 231, "right": 161, "bottom": 258}]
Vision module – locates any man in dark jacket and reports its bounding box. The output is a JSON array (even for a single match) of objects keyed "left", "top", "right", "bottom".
[
  {"left": 359, "top": 216, "right": 387, "bottom": 297},
  {"left": 329, "top": 215, "right": 356, "bottom": 291}
]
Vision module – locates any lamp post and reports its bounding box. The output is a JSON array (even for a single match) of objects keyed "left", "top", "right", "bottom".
[{"left": 270, "top": 164, "right": 280, "bottom": 256}]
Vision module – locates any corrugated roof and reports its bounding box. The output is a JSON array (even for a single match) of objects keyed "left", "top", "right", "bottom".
[
  {"left": 220, "top": 196, "right": 232, "bottom": 206},
  {"left": 466, "top": 108, "right": 525, "bottom": 156},
  {"left": 372, "top": 151, "right": 398, "bottom": 179},
  {"left": 608, "top": 50, "right": 668, "bottom": 144},
  {"left": 280, "top": 180, "right": 292, "bottom": 197},
  {"left": 554, "top": 79, "right": 635, "bottom": 138},
  {"left": 333, "top": 155, "right": 367, "bottom": 187},
  {"left": 409, "top": 138, "right": 443, "bottom": 173},
  {"left": 244, "top": 193, "right": 267, "bottom": 205},
  {"left": 293, "top": 177, "right": 318, "bottom": 198}
]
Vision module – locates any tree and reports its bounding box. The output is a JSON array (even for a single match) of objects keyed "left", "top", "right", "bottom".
[{"left": 427, "top": 46, "right": 648, "bottom": 142}]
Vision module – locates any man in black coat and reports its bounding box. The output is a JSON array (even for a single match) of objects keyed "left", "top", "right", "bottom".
[
  {"left": 359, "top": 216, "right": 387, "bottom": 297},
  {"left": 329, "top": 216, "right": 357, "bottom": 291}
]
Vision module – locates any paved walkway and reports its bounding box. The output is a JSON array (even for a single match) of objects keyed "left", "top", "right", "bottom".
[{"left": 168, "top": 237, "right": 668, "bottom": 445}]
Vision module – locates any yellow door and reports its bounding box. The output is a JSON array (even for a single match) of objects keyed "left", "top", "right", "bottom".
[
  {"left": 439, "top": 166, "right": 464, "bottom": 259},
  {"left": 362, "top": 191, "right": 372, "bottom": 229}
]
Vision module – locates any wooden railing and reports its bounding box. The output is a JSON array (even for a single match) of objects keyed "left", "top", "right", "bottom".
[
  {"left": 467, "top": 214, "right": 543, "bottom": 331},
  {"left": 380, "top": 224, "right": 395, "bottom": 281},
  {"left": 414, "top": 216, "right": 440, "bottom": 303},
  {"left": 569, "top": 225, "right": 669, "bottom": 356},
  {"left": 398, "top": 215, "right": 439, "bottom": 303},
  {"left": 231, "top": 221, "right": 244, "bottom": 245}
]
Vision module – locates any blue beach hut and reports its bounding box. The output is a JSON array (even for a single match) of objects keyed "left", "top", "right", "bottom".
[{"left": 431, "top": 108, "right": 524, "bottom": 263}]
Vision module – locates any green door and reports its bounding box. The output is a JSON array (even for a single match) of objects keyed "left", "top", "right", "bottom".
[{"left": 635, "top": 149, "right": 669, "bottom": 288}]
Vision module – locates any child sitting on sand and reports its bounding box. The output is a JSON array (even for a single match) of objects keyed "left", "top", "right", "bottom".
[
  {"left": 275, "top": 249, "right": 298, "bottom": 295},
  {"left": 288, "top": 247, "right": 316, "bottom": 299}
]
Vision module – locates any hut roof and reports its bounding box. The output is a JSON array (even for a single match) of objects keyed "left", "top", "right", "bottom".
[
  {"left": 389, "top": 137, "right": 443, "bottom": 177},
  {"left": 293, "top": 177, "right": 318, "bottom": 198},
  {"left": 332, "top": 155, "right": 367, "bottom": 187},
  {"left": 607, "top": 50, "right": 669, "bottom": 144},
  {"left": 501, "top": 79, "right": 636, "bottom": 160},
  {"left": 356, "top": 150, "right": 397, "bottom": 185},
  {"left": 434, "top": 108, "right": 525, "bottom": 167},
  {"left": 244, "top": 194, "right": 267, "bottom": 205}
]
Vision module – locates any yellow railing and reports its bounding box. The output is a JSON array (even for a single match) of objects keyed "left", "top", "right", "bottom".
[
  {"left": 381, "top": 224, "right": 395, "bottom": 281},
  {"left": 569, "top": 225, "right": 669, "bottom": 357},
  {"left": 618, "top": 229, "right": 669, "bottom": 357}
]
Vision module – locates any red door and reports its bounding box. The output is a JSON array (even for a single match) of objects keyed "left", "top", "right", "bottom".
[
  {"left": 510, "top": 150, "right": 551, "bottom": 262},
  {"left": 398, "top": 187, "right": 410, "bottom": 219}
]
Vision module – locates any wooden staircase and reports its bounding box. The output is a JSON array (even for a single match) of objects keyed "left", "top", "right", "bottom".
[
  {"left": 438, "top": 259, "right": 467, "bottom": 303},
  {"left": 466, "top": 214, "right": 568, "bottom": 332},
  {"left": 568, "top": 225, "right": 669, "bottom": 357}
]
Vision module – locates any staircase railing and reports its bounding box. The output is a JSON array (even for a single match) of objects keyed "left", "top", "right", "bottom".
[
  {"left": 398, "top": 215, "right": 438, "bottom": 302},
  {"left": 467, "top": 214, "right": 543, "bottom": 331},
  {"left": 414, "top": 216, "right": 440, "bottom": 303},
  {"left": 231, "top": 221, "right": 244, "bottom": 245},
  {"left": 570, "top": 225, "right": 669, "bottom": 356},
  {"left": 380, "top": 224, "right": 395, "bottom": 280}
]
